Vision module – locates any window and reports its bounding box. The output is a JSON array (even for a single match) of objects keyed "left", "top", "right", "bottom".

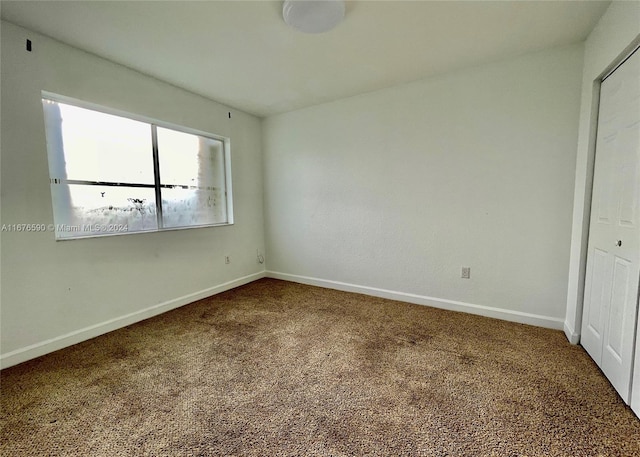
[{"left": 41, "top": 94, "right": 232, "bottom": 240}]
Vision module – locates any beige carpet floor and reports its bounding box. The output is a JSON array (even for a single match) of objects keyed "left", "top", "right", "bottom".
[{"left": 1, "top": 278, "right": 639, "bottom": 456}]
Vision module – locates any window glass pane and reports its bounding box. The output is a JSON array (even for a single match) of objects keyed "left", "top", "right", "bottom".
[
  {"left": 51, "top": 184, "right": 157, "bottom": 239},
  {"left": 44, "top": 100, "right": 154, "bottom": 184},
  {"left": 156, "top": 127, "right": 226, "bottom": 187},
  {"left": 157, "top": 127, "right": 228, "bottom": 228},
  {"left": 161, "top": 187, "right": 227, "bottom": 229}
]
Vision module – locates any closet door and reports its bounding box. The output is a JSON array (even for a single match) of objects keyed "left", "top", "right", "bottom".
[
  {"left": 581, "top": 48, "right": 640, "bottom": 404},
  {"left": 633, "top": 324, "right": 640, "bottom": 415}
]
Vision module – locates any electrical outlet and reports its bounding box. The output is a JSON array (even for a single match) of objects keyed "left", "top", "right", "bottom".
[
  {"left": 257, "top": 249, "right": 265, "bottom": 264},
  {"left": 225, "top": 256, "right": 230, "bottom": 264},
  {"left": 461, "top": 267, "right": 471, "bottom": 279}
]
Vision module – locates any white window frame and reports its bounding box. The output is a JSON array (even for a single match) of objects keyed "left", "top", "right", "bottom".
[{"left": 41, "top": 91, "right": 234, "bottom": 240}]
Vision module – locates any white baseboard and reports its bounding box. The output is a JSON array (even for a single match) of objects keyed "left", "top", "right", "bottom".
[
  {"left": 266, "top": 271, "right": 565, "bottom": 331},
  {"left": 0, "top": 271, "right": 266, "bottom": 369},
  {"left": 563, "top": 321, "right": 581, "bottom": 345},
  {"left": 2, "top": 270, "right": 567, "bottom": 369}
]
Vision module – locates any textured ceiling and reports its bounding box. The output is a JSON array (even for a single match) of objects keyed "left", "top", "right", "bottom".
[{"left": 1, "top": 1, "right": 610, "bottom": 117}]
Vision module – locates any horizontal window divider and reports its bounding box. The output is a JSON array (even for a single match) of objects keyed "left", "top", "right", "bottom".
[
  {"left": 50, "top": 179, "right": 221, "bottom": 192},
  {"left": 159, "top": 184, "right": 221, "bottom": 191},
  {"left": 50, "top": 179, "right": 155, "bottom": 188}
]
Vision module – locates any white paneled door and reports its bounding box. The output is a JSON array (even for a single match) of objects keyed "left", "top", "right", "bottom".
[{"left": 581, "top": 47, "right": 640, "bottom": 405}]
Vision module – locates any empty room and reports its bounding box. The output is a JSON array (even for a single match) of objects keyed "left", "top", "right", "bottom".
[{"left": 1, "top": 0, "right": 639, "bottom": 455}]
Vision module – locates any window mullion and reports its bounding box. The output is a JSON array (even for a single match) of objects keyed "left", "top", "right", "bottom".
[{"left": 151, "top": 124, "right": 163, "bottom": 229}]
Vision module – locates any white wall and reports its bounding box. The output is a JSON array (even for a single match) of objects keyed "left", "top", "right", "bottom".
[
  {"left": 264, "top": 43, "right": 584, "bottom": 328},
  {"left": 564, "top": 1, "right": 640, "bottom": 344},
  {"left": 0, "top": 21, "right": 265, "bottom": 368}
]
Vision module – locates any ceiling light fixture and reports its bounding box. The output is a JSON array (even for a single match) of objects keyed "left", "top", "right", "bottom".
[{"left": 283, "top": 0, "right": 345, "bottom": 34}]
